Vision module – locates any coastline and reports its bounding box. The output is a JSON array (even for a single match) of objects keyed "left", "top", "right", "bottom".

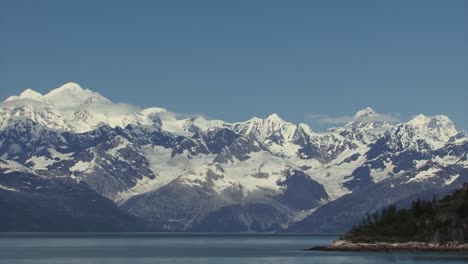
[{"left": 310, "top": 240, "right": 468, "bottom": 252}]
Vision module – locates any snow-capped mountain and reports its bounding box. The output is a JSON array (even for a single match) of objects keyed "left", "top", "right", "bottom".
[
  {"left": 331, "top": 107, "right": 393, "bottom": 145},
  {"left": 2, "top": 82, "right": 163, "bottom": 133},
  {"left": 0, "top": 82, "right": 466, "bottom": 232},
  {"left": 387, "top": 114, "right": 459, "bottom": 151}
]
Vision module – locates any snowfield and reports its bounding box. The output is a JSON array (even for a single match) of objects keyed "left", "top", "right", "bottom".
[{"left": 1, "top": 82, "right": 466, "bottom": 232}]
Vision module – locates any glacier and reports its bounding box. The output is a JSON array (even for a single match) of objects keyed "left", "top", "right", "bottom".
[{"left": 0, "top": 82, "right": 466, "bottom": 232}]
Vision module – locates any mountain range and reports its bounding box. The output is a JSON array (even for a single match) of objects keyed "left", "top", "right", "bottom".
[{"left": 0, "top": 82, "right": 466, "bottom": 232}]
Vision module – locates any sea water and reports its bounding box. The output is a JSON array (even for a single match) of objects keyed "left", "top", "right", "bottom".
[{"left": 0, "top": 233, "right": 467, "bottom": 264}]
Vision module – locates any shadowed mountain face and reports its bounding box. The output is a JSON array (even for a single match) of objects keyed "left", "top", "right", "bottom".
[
  {"left": 0, "top": 83, "right": 466, "bottom": 232},
  {"left": 0, "top": 163, "right": 147, "bottom": 232},
  {"left": 288, "top": 166, "right": 468, "bottom": 234}
]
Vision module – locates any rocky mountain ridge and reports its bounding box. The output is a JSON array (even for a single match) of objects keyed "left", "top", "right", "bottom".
[{"left": 0, "top": 82, "right": 466, "bottom": 232}]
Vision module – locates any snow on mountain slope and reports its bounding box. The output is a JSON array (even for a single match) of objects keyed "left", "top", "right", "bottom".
[
  {"left": 1, "top": 82, "right": 466, "bottom": 232},
  {"left": 387, "top": 114, "right": 459, "bottom": 151},
  {"left": 116, "top": 135, "right": 298, "bottom": 203},
  {"left": 2, "top": 83, "right": 151, "bottom": 132},
  {"left": 340, "top": 114, "right": 466, "bottom": 192},
  {"left": 330, "top": 107, "right": 393, "bottom": 145},
  {"left": 229, "top": 113, "right": 360, "bottom": 166},
  {"left": 2, "top": 83, "right": 228, "bottom": 134},
  {"left": 231, "top": 113, "right": 298, "bottom": 142},
  {"left": 45, "top": 82, "right": 151, "bottom": 132},
  {"left": 0, "top": 99, "right": 73, "bottom": 131},
  {"left": 5, "top": 88, "right": 46, "bottom": 102},
  {"left": 70, "top": 102, "right": 147, "bottom": 132},
  {"left": 299, "top": 144, "right": 369, "bottom": 199},
  {"left": 0, "top": 159, "right": 33, "bottom": 174},
  {"left": 43, "top": 82, "right": 111, "bottom": 109},
  {"left": 115, "top": 145, "right": 216, "bottom": 203}
]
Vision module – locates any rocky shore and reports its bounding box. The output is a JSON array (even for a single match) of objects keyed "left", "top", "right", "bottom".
[{"left": 310, "top": 240, "right": 468, "bottom": 252}]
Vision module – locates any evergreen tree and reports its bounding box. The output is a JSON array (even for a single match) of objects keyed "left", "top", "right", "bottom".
[{"left": 342, "top": 187, "right": 468, "bottom": 244}]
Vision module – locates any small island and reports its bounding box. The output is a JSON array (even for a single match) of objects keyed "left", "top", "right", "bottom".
[{"left": 312, "top": 185, "right": 468, "bottom": 252}]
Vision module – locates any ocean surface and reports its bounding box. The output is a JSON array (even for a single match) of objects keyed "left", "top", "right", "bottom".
[{"left": 0, "top": 233, "right": 467, "bottom": 264}]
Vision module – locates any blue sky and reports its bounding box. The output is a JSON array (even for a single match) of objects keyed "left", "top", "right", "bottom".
[{"left": 1, "top": 0, "right": 467, "bottom": 131}]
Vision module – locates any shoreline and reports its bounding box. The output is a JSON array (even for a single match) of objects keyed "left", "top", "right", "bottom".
[{"left": 310, "top": 240, "right": 468, "bottom": 252}]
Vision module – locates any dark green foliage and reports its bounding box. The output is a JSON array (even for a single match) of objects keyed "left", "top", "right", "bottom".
[{"left": 343, "top": 187, "right": 468, "bottom": 244}]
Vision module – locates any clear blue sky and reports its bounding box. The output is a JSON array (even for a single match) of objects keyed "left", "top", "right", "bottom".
[{"left": 1, "top": 0, "right": 467, "bottom": 131}]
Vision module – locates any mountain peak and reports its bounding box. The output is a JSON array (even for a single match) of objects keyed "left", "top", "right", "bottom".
[
  {"left": 44, "top": 82, "right": 111, "bottom": 109},
  {"left": 354, "top": 107, "right": 377, "bottom": 118},
  {"left": 19, "top": 88, "right": 42, "bottom": 98},
  {"left": 407, "top": 114, "right": 456, "bottom": 131},
  {"left": 243, "top": 117, "right": 262, "bottom": 123},
  {"left": 395, "top": 114, "right": 458, "bottom": 150},
  {"left": 265, "top": 113, "right": 284, "bottom": 122},
  {"left": 298, "top": 123, "right": 314, "bottom": 134},
  {"left": 407, "top": 114, "right": 430, "bottom": 126},
  {"left": 45, "top": 82, "right": 85, "bottom": 97},
  {"left": 184, "top": 115, "right": 225, "bottom": 132},
  {"left": 5, "top": 88, "right": 44, "bottom": 102}
]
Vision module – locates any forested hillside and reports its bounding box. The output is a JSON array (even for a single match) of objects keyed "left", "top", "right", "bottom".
[{"left": 342, "top": 185, "right": 468, "bottom": 244}]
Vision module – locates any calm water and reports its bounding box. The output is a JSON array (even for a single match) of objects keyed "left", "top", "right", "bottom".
[{"left": 0, "top": 233, "right": 467, "bottom": 264}]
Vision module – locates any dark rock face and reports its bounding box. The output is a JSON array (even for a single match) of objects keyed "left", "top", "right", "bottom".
[
  {"left": 344, "top": 166, "right": 373, "bottom": 191},
  {"left": 0, "top": 122, "right": 157, "bottom": 199},
  {"left": 289, "top": 165, "right": 468, "bottom": 234},
  {"left": 214, "top": 136, "right": 262, "bottom": 163},
  {"left": 297, "top": 134, "right": 358, "bottom": 163},
  {"left": 192, "top": 203, "right": 292, "bottom": 232},
  {"left": 276, "top": 170, "right": 329, "bottom": 210},
  {"left": 0, "top": 169, "right": 146, "bottom": 232},
  {"left": 435, "top": 141, "right": 468, "bottom": 162},
  {"left": 121, "top": 181, "right": 230, "bottom": 231},
  {"left": 289, "top": 181, "right": 435, "bottom": 234},
  {"left": 203, "top": 128, "right": 240, "bottom": 153},
  {"left": 341, "top": 153, "right": 361, "bottom": 164}
]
